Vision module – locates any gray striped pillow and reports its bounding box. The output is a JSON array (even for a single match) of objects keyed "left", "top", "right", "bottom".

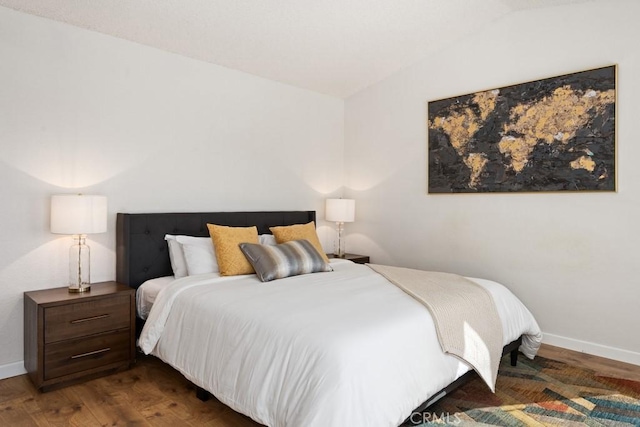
[{"left": 239, "top": 239, "right": 333, "bottom": 282}]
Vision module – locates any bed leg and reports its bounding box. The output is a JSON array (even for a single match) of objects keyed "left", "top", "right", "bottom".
[
  {"left": 196, "top": 386, "right": 211, "bottom": 402},
  {"left": 510, "top": 349, "right": 518, "bottom": 366}
]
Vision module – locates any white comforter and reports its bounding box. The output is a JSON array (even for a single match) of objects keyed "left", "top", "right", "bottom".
[{"left": 139, "top": 260, "right": 542, "bottom": 427}]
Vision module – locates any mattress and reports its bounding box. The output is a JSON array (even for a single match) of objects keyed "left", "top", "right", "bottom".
[{"left": 139, "top": 259, "right": 542, "bottom": 427}]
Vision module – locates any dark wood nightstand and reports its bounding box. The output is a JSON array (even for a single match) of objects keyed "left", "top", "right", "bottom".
[
  {"left": 24, "top": 281, "right": 136, "bottom": 392},
  {"left": 327, "top": 253, "right": 370, "bottom": 264}
]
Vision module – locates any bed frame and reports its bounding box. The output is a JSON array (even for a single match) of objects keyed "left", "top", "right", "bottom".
[{"left": 115, "top": 210, "right": 521, "bottom": 422}]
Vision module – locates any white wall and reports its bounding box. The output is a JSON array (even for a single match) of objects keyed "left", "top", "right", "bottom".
[
  {"left": 345, "top": 0, "right": 640, "bottom": 364},
  {"left": 0, "top": 6, "right": 344, "bottom": 375}
]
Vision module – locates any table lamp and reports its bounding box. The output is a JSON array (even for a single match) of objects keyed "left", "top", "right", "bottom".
[
  {"left": 51, "top": 194, "right": 107, "bottom": 292},
  {"left": 325, "top": 198, "right": 355, "bottom": 257}
]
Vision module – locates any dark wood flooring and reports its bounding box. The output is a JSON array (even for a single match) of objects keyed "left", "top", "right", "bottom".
[{"left": 1, "top": 344, "right": 638, "bottom": 426}]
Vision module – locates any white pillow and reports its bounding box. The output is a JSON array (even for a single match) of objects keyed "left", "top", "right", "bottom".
[
  {"left": 259, "top": 234, "right": 277, "bottom": 245},
  {"left": 175, "top": 235, "right": 219, "bottom": 275},
  {"left": 164, "top": 235, "right": 188, "bottom": 278}
]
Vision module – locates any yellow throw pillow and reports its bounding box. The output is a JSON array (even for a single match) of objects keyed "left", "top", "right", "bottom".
[
  {"left": 269, "top": 221, "right": 329, "bottom": 263},
  {"left": 207, "top": 224, "right": 259, "bottom": 276}
]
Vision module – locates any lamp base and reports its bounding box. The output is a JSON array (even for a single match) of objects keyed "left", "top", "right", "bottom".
[
  {"left": 333, "top": 221, "right": 346, "bottom": 257},
  {"left": 69, "top": 235, "right": 91, "bottom": 293}
]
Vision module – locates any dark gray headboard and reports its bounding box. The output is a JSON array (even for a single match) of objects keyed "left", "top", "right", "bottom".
[{"left": 116, "top": 211, "right": 316, "bottom": 289}]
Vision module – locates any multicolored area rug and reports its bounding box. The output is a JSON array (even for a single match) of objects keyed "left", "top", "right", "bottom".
[{"left": 407, "top": 355, "right": 640, "bottom": 426}]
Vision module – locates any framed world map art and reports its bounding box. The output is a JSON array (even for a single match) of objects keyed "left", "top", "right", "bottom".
[{"left": 427, "top": 65, "right": 616, "bottom": 193}]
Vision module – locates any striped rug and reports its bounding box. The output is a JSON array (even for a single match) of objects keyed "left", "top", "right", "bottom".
[{"left": 407, "top": 355, "right": 640, "bottom": 426}]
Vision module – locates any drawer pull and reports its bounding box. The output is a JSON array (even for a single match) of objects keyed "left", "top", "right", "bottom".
[
  {"left": 70, "top": 347, "right": 111, "bottom": 359},
  {"left": 70, "top": 314, "right": 110, "bottom": 324}
]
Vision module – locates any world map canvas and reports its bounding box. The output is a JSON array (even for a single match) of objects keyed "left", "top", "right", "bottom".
[{"left": 427, "top": 66, "right": 616, "bottom": 193}]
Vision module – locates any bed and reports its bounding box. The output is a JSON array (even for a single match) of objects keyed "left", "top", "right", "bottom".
[{"left": 116, "top": 211, "right": 542, "bottom": 427}]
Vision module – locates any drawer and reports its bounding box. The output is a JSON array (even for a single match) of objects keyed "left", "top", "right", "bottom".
[
  {"left": 44, "top": 295, "right": 130, "bottom": 343},
  {"left": 44, "top": 330, "right": 130, "bottom": 380}
]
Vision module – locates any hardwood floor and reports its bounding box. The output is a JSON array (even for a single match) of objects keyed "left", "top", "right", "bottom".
[
  {"left": 1, "top": 344, "right": 638, "bottom": 426},
  {"left": 537, "top": 343, "right": 640, "bottom": 382},
  {"left": 0, "top": 353, "right": 260, "bottom": 427}
]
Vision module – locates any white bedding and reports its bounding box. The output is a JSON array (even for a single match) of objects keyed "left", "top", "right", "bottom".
[
  {"left": 136, "top": 276, "right": 175, "bottom": 320},
  {"left": 139, "top": 260, "right": 542, "bottom": 427}
]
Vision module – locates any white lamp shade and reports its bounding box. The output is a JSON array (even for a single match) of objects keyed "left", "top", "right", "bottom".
[
  {"left": 325, "top": 199, "right": 355, "bottom": 223},
  {"left": 51, "top": 194, "right": 108, "bottom": 234}
]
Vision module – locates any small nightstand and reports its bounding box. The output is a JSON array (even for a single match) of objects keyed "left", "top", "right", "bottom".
[
  {"left": 327, "top": 253, "right": 370, "bottom": 264},
  {"left": 24, "top": 281, "right": 136, "bottom": 392}
]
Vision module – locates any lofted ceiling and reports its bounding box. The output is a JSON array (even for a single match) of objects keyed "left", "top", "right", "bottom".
[{"left": 0, "top": 0, "right": 594, "bottom": 98}]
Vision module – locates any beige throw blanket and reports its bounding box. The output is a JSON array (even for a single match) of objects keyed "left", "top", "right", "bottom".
[{"left": 368, "top": 264, "right": 503, "bottom": 391}]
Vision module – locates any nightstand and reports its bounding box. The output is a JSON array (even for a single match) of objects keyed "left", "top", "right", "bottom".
[
  {"left": 24, "top": 281, "right": 136, "bottom": 392},
  {"left": 327, "top": 253, "right": 370, "bottom": 264}
]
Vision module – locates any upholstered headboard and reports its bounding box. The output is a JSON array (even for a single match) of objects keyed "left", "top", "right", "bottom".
[{"left": 116, "top": 211, "right": 316, "bottom": 289}]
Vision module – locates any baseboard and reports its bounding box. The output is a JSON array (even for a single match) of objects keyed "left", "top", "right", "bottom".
[
  {"left": 543, "top": 333, "right": 640, "bottom": 366},
  {"left": 0, "top": 360, "right": 26, "bottom": 380}
]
